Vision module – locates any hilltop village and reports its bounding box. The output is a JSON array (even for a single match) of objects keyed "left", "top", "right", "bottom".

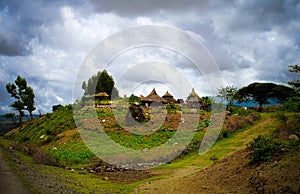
[
  {"left": 139, "top": 88, "right": 205, "bottom": 109},
  {"left": 87, "top": 87, "right": 209, "bottom": 110}
]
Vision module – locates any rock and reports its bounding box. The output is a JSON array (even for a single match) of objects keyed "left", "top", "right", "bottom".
[
  {"left": 78, "top": 171, "right": 86, "bottom": 175},
  {"left": 125, "top": 104, "right": 147, "bottom": 125},
  {"left": 103, "top": 176, "right": 109, "bottom": 181},
  {"left": 288, "top": 134, "right": 299, "bottom": 141},
  {"left": 190, "top": 109, "right": 197, "bottom": 113}
]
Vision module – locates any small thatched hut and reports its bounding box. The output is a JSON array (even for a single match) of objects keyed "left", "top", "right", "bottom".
[
  {"left": 185, "top": 88, "right": 202, "bottom": 108},
  {"left": 140, "top": 88, "right": 164, "bottom": 107},
  {"left": 94, "top": 92, "right": 109, "bottom": 101},
  {"left": 162, "top": 91, "right": 177, "bottom": 104}
]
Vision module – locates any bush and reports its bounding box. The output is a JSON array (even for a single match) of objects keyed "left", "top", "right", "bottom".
[
  {"left": 228, "top": 106, "right": 254, "bottom": 116},
  {"left": 283, "top": 96, "right": 300, "bottom": 112},
  {"left": 248, "top": 135, "right": 281, "bottom": 165},
  {"left": 128, "top": 94, "right": 141, "bottom": 105},
  {"left": 166, "top": 102, "right": 181, "bottom": 114},
  {"left": 217, "top": 130, "right": 230, "bottom": 141}
]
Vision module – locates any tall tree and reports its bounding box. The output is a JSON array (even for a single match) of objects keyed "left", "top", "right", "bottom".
[
  {"left": 288, "top": 64, "right": 300, "bottom": 93},
  {"left": 23, "top": 87, "right": 36, "bottom": 119},
  {"left": 217, "top": 85, "right": 238, "bottom": 107},
  {"left": 236, "top": 82, "right": 296, "bottom": 109},
  {"left": 6, "top": 76, "right": 36, "bottom": 123},
  {"left": 82, "top": 70, "right": 119, "bottom": 99}
]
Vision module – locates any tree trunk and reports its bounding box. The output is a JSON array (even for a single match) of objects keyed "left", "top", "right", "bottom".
[
  {"left": 18, "top": 110, "right": 22, "bottom": 125},
  {"left": 258, "top": 103, "right": 263, "bottom": 112}
]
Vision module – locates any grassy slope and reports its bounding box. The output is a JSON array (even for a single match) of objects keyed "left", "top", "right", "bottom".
[{"left": 2, "top": 105, "right": 296, "bottom": 193}]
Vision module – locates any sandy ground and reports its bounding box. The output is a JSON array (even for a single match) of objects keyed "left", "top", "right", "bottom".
[{"left": 0, "top": 149, "right": 27, "bottom": 194}]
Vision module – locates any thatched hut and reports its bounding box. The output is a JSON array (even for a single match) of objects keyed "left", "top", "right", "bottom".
[
  {"left": 185, "top": 88, "right": 202, "bottom": 108},
  {"left": 140, "top": 88, "right": 164, "bottom": 107},
  {"left": 94, "top": 92, "right": 109, "bottom": 101},
  {"left": 162, "top": 91, "right": 177, "bottom": 104}
]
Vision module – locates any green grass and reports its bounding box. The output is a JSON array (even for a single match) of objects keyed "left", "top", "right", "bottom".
[
  {"left": 45, "top": 139, "right": 95, "bottom": 167},
  {"left": 5, "top": 105, "right": 75, "bottom": 145},
  {"left": 157, "top": 113, "right": 279, "bottom": 169},
  {"left": 2, "top": 108, "right": 293, "bottom": 193},
  {"left": 106, "top": 129, "right": 176, "bottom": 149}
]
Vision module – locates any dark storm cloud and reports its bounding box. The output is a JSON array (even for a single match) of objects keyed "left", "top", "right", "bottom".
[
  {"left": 230, "top": 0, "right": 300, "bottom": 31},
  {"left": 0, "top": 0, "right": 88, "bottom": 56},
  {"left": 88, "top": 0, "right": 218, "bottom": 16},
  {"left": 0, "top": 0, "right": 300, "bottom": 114}
]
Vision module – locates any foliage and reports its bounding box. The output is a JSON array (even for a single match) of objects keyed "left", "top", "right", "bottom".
[
  {"left": 275, "top": 112, "right": 300, "bottom": 137},
  {"left": 52, "top": 104, "right": 63, "bottom": 112},
  {"left": 82, "top": 70, "right": 119, "bottom": 99},
  {"left": 128, "top": 94, "right": 141, "bottom": 105},
  {"left": 223, "top": 113, "right": 260, "bottom": 133},
  {"left": 197, "top": 119, "right": 211, "bottom": 130},
  {"left": 200, "top": 96, "right": 214, "bottom": 111},
  {"left": 217, "top": 85, "right": 238, "bottom": 107},
  {"left": 4, "top": 113, "right": 16, "bottom": 120},
  {"left": 236, "top": 82, "right": 296, "bottom": 108},
  {"left": 106, "top": 127, "right": 176, "bottom": 150},
  {"left": 283, "top": 96, "right": 300, "bottom": 112},
  {"left": 209, "top": 155, "right": 219, "bottom": 161},
  {"left": 6, "top": 105, "right": 75, "bottom": 144},
  {"left": 228, "top": 106, "right": 254, "bottom": 116},
  {"left": 166, "top": 102, "right": 181, "bottom": 114},
  {"left": 6, "top": 76, "right": 36, "bottom": 123},
  {"left": 47, "top": 140, "right": 95, "bottom": 166},
  {"left": 288, "top": 64, "right": 300, "bottom": 93},
  {"left": 217, "top": 130, "right": 230, "bottom": 141},
  {"left": 248, "top": 135, "right": 281, "bottom": 165}
]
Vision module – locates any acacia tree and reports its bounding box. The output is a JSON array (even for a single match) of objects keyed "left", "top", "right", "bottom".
[
  {"left": 6, "top": 76, "right": 36, "bottom": 123},
  {"left": 217, "top": 85, "right": 238, "bottom": 107},
  {"left": 236, "top": 82, "right": 296, "bottom": 109}
]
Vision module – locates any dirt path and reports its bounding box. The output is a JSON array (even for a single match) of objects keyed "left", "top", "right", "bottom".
[{"left": 0, "top": 149, "right": 27, "bottom": 194}]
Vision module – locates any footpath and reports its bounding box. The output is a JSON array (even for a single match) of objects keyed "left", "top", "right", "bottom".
[{"left": 0, "top": 149, "right": 26, "bottom": 194}]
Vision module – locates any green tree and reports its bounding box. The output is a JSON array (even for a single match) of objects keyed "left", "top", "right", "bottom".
[
  {"left": 6, "top": 76, "right": 36, "bottom": 124},
  {"left": 128, "top": 94, "right": 140, "bottom": 105},
  {"left": 217, "top": 85, "right": 238, "bottom": 107},
  {"left": 236, "top": 82, "right": 296, "bottom": 109},
  {"left": 23, "top": 87, "right": 36, "bottom": 119},
  {"left": 288, "top": 64, "right": 300, "bottom": 93},
  {"left": 82, "top": 70, "right": 119, "bottom": 99}
]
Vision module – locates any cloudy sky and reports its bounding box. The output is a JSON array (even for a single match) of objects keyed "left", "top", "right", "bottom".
[{"left": 1, "top": 0, "right": 300, "bottom": 114}]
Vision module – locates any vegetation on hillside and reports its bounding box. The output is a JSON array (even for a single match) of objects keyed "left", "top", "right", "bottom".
[{"left": 6, "top": 75, "right": 36, "bottom": 124}]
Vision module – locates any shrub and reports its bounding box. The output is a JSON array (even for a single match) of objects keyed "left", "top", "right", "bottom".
[
  {"left": 197, "top": 119, "right": 210, "bottom": 130},
  {"left": 283, "top": 96, "right": 300, "bottom": 112},
  {"left": 128, "top": 94, "right": 141, "bottom": 105},
  {"left": 210, "top": 155, "right": 218, "bottom": 161},
  {"left": 248, "top": 135, "right": 281, "bottom": 165},
  {"left": 166, "top": 102, "right": 180, "bottom": 114},
  {"left": 217, "top": 130, "right": 230, "bottom": 141},
  {"left": 228, "top": 106, "right": 254, "bottom": 116}
]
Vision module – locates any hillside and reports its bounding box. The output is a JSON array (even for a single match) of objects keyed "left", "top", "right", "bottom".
[{"left": 0, "top": 105, "right": 299, "bottom": 193}]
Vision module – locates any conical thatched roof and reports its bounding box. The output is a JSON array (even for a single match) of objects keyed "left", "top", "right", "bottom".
[
  {"left": 186, "top": 88, "right": 201, "bottom": 102},
  {"left": 162, "top": 91, "right": 177, "bottom": 103},
  {"left": 141, "top": 88, "right": 164, "bottom": 102},
  {"left": 94, "top": 92, "right": 109, "bottom": 97},
  {"left": 162, "top": 91, "right": 173, "bottom": 98}
]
